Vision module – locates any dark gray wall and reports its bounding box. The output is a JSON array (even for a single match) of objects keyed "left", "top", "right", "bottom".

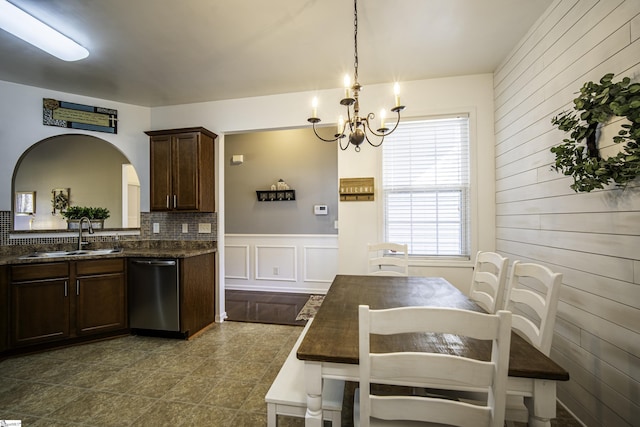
[{"left": 225, "top": 128, "right": 337, "bottom": 234}]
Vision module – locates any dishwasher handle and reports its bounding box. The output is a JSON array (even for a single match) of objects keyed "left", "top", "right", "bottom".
[{"left": 131, "top": 259, "right": 177, "bottom": 266}]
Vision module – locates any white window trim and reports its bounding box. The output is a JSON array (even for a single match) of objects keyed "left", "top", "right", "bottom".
[{"left": 376, "top": 109, "right": 479, "bottom": 265}]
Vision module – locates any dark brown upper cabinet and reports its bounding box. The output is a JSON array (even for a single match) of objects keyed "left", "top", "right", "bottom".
[{"left": 146, "top": 127, "right": 217, "bottom": 212}]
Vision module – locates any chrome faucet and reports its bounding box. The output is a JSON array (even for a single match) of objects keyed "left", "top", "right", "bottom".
[{"left": 78, "top": 217, "right": 94, "bottom": 250}]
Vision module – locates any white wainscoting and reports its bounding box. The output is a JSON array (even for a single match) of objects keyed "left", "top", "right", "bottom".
[{"left": 225, "top": 234, "right": 338, "bottom": 293}]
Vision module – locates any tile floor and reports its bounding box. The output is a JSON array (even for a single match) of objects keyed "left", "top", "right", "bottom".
[
  {"left": 0, "top": 320, "right": 581, "bottom": 426},
  {"left": 0, "top": 322, "right": 305, "bottom": 426}
]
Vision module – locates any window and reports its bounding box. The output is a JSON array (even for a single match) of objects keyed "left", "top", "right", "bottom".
[{"left": 382, "top": 115, "right": 470, "bottom": 257}]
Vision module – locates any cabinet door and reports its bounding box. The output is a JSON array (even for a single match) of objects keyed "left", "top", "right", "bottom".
[
  {"left": 150, "top": 135, "right": 173, "bottom": 211},
  {"left": 12, "top": 279, "right": 70, "bottom": 347},
  {"left": 172, "top": 132, "right": 200, "bottom": 210},
  {"left": 0, "top": 266, "right": 7, "bottom": 352},
  {"left": 76, "top": 272, "right": 126, "bottom": 336}
]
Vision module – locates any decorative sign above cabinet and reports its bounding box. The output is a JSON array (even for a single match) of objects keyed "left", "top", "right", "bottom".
[{"left": 43, "top": 98, "right": 118, "bottom": 134}]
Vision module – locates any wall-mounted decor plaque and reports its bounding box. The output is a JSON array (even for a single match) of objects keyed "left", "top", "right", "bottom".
[
  {"left": 339, "top": 177, "right": 374, "bottom": 201},
  {"left": 51, "top": 188, "right": 70, "bottom": 214},
  {"left": 43, "top": 98, "right": 118, "bottom": 134}
]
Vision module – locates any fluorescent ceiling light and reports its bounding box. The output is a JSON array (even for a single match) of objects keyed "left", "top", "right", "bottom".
[{"left": 0, "top": 0, "right": 89, "bottom": 61}]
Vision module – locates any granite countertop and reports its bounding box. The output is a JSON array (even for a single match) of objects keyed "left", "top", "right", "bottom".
[{"left": 0, "top": 243, "right": 216, "bottom": 265}]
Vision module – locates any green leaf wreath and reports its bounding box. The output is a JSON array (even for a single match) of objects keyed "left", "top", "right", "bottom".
[{"left": 550, "top": 73, "right": 640, "bottom": 192}]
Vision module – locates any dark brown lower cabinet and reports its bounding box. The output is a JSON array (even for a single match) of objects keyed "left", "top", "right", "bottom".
[
  {"left": 12, "top": 277, "right": 71, "bottom": 347},
  {"left": 75, "top": 259, "right": 126, "bottom": 336},
  {"left": 0, "top": 265, "right": 9, "bottom": 352},
  {"left": 9, "top": 259, "right": 126, "bottom": 349},
  {"left": 179, "top": 252, "right": 215, "bottom": 337},
  {"left": 11, "top": 262, "right": 71, "bottom": 347}
]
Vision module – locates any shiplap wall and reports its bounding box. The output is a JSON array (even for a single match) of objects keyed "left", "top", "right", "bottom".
[{"left": 494, "top": 1, "right": 640, "bottom": 426}]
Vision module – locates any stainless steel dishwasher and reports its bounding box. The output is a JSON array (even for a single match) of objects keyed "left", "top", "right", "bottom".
[{"left": 128, "top": 258, "right": 180, "bottom": 332}]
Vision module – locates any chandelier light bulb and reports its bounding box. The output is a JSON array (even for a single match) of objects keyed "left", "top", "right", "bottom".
[
  {"left": 394, "top": 83, "right": 401, "bottom": 107},
  {"left": 311, "top": 97, "right": 318, "bottom": 118}
]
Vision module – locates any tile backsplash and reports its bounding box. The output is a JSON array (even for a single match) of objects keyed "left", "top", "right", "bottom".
[
  {"left": 142, "top": 211, "right": 217, "bottom": 241},
  {"left": 0, "top": 211, "right": 9, "bottom": 248},
  {"left": 0, "top": 210, "right": 217, "bottom": 254}
]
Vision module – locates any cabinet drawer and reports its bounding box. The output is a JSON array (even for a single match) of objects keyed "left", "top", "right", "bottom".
[
  {"left": 76, "top": 258, "right": 125, "bottom": 276},
  {"left": 11, "top": 262, "right": 69, "bottom": 282}
]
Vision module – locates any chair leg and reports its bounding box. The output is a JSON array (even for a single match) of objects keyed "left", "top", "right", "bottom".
[{"left": 332, "top": 410, "right": 342, "bottom": 427}]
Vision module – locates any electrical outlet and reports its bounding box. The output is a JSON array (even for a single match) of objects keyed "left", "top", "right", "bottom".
[
  {"left": 153, "top": 223, "right": 160, "bottom": 233},
  {"left": 182, "top": 223, "right": 188, "bottom": 233},
  {"left": 273, "top": 267, "right": 279, "bottom": 275}
]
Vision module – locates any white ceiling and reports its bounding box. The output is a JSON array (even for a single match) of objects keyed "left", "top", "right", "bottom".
[{"left": 0, "top": 0, "right": 553, "bottom": 107}]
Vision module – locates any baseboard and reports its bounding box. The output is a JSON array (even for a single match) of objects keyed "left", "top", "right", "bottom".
[
  {"left": 225, "top": 283, "right": 329, "bottom": 294},
  {"left": 557, "top": 398, "right": 586, "bottom": 427}
]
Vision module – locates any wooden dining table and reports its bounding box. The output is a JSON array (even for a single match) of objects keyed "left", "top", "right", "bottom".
[{"left": 297, "top": 274, "right": 569, "bottom": 427}]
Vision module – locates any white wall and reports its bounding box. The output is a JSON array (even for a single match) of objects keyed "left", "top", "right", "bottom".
[
  {"left": 0, "top": 80, "right": 151, "bottom": 211},
  {"left": 494, "top": 1, "right": 640, "bottom": 425},
  {"left": 152, "top": 73, "right": 497, "bottom": 294}
]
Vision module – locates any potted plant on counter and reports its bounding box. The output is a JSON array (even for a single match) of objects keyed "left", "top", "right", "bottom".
[{"left": 62, "top": 206, "right": 110, "bottom": 229}]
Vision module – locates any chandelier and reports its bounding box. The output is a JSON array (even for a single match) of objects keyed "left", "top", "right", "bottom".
[{"left": 307, "top": 0, "right": 405, "bottom": 152}]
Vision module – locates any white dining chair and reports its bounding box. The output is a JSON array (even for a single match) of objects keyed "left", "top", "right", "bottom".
[
  {"left": 469, "top": 251, "right": 509, "bottom": 313},
  {"left": 502, "top": 260, "right": 563, "bottom": 424},
  {"left": 354, "top": 305, "right": 512, "bottom": 427},
  {"left": 367, "top": 242, "right": 409, "bottom": 276}
]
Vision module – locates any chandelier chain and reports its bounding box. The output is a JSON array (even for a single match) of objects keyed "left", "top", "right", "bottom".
[
  {"left": 306, "top": 0, "right": 404, "bottom": 150},
  {"left": 353, "top": 0, "right": 358, "bottom": 84}
]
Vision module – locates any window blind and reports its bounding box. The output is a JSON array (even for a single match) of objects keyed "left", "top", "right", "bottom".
[{"left": 382, "top": 115, "right": 470, "bottom": 257}]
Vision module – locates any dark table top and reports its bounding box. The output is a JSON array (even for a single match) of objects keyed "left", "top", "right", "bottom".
[{"left": 297, "top": 274, "right": 569, "bottom": 381}]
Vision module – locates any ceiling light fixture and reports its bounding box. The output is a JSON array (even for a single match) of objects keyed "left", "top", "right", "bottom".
[
  {"left": 307, "top": 0, "right": 404, "bottom": 152},
  {"left": 0, "top": 0, "right": 89, "bottom": 61}
]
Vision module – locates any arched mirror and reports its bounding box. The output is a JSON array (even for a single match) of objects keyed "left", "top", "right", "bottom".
[{"left": 12, "top": 134, "right": 140, "bottom": 231}]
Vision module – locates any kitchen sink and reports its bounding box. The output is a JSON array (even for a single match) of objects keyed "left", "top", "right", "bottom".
[{"left": 18, "top": 248, "right": 123, "bottom": 260}]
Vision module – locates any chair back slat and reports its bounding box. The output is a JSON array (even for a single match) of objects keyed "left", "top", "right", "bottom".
[
  {"left": 371, "top": 395, "right": 492, "bottom": 427},
  {"left": 372, "top": 352, "right": 495, "bottom": 387},
  {"left": 367, "top": 242, "right": 409, "bottom": 276},
  {"left": 369, "top": 306, "right": 501, "bottom": 339}
]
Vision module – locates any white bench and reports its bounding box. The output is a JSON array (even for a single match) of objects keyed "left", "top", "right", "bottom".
[{"left": 265, "top": 318, "right": 344, "bottom": 427}]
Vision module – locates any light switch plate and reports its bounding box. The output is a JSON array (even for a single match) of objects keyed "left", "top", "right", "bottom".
[
  {"left": 153, "top": 223, "right": 160, "bottom": 233},
  {"left": 182, "top": 223, "right": 188, "bottom": 233},
  {"left": 198, "top": 223, "right": 211, "bottom": 233}
]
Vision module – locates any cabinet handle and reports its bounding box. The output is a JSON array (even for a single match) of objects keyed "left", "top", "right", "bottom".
[
  {"left": 173, "top": 195, "right": 177, "bottom": 208},
  {"left": 64, "top": 280, "right": 68, "bottom": 297},
  {"left": 76, "top": 279, "right": 80, "bottom": 295},
  {"left": 166, "top": 195, "right": 170, "bottom": 209}
]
